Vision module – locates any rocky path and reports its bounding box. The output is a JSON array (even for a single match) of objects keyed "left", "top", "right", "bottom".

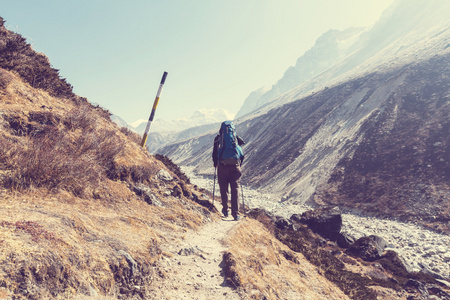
[
  {"left": 148, "top": 209, "right": 243, "bottom": 300},
  {"left": 182, "top": 166, "right": 450, "bottom": 279}
]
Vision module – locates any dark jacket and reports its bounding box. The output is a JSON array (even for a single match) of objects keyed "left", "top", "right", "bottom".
[{"left": 212, "top": 135, "right": 245, "bottom": 167}]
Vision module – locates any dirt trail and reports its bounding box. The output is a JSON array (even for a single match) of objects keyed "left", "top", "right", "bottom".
[{"left": 148, "top": 206, "right": 244, "bottom": 300}]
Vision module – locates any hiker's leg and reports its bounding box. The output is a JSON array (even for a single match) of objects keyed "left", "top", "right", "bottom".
[
  {"left": 217, "top": 165, "right": 229, "bottom": 214},
  {"left": 229, "top": 166, "right": 242, "bottom": 218}
]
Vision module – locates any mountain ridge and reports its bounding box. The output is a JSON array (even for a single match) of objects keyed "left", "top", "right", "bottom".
[
  {"left": 159, "top": 0, "right": 450, "bottom": 233},
  {"left": 236, "top": 0, "right": 450, "bottom": 119}
]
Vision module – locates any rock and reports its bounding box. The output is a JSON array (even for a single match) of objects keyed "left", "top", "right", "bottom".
[
  {"left": 336, "top": 232, "right": 356, "bottom": 248},
  {"left": 290, "top": 213, "right": 302, "bottom": 224},
  {"left": 419, "top": 263, "right": 447, "bottom": 281},
  {"left": 118, "top": 250, "right": 138, "bottom": 276},
  {"left": 435, "top": 279, "right": 450, "bottom": 288},
  {"left": 405, "top": 279, "right": 429, "bottom": 298},
  {"left": 292, "top": 206, "right": 342, "bottom": 240},
  {"left": 157, "top": 169, "right": 173, "bottom": 181},
  {"left": 171, "top": 185, "right": 182, "bottom": 198},
  {"left": 246, "top": 208, "right": 276, "bottom": 223},
  {"left": 275, "top": 217, "right": 292, "bottom": 230},
  {"left": 370, "top": 235, "right": 387, "bottom": 250},
  {"left": 347, "top": 235, "right": 387, "bottom": 261},
  {"left": 381, "top": 250, "right": 414, "bottom": 274},
  {"left": 427, "top": 284, "right": 450, "bottom": 299},
  {"left": 178, "top": 246, "right": 202, "bottom": 256},
  {"left": 191, "top": 193, "right": 215, "bottom": 211},
  {"left": 223, "top": 252, "right": 241, "bottom": 288},
  {"left": 133, "top": 184, "right": 163, "bottom": 207}
]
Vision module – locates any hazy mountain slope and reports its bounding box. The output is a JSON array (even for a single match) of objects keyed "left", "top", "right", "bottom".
[
  {"left": 237, "top": 0, "right": 450, "bottom": 119},
  {"left": 162, "top": 53, "right": 449, "bottom": 232},
  {"left": 146, "top": 121, "right": 220, "bottom": 154},
  {"left": 159, "top": 0, "right": 450, "bottom": 232},
  {"left": 134, "top": 108, "right": 234, "bottom": 135},
  {"left": 236, "top": 27, "right": 365, "bottom": 118},
  {"left": 314, "top": 55, "right": 450, "bottom": 230}
]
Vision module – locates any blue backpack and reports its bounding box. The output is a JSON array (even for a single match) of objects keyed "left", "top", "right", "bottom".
[{"left": 218, "top": 121, "right": 244, "bottom": 165}]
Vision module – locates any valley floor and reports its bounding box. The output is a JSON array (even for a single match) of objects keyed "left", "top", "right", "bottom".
[{"left": 182, "top": 167, "right": 450, "bottom": 279}]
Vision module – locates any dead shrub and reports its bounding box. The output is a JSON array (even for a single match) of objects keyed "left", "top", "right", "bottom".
[
  {"left": 72, "top": 127, "right": 124, "bottom": 179},
  {"left": 120, "top": 127, "right": 141, "bottom": 145},
  {"left": 154, "top": 154, "right": 190, "bottom": 184},
  {"left": 0, "top": 92, "right": 159, "bottom": 197},
  {"left": 28, "top": 111, "right": 61, "bottom": 127},
  {"left": 127, "top": 164, "right": 157, "bottom": 183},
  {"left": 0, "top": 68, "right": 13, "bottom": 90},
  {"left": 64, "top": 105, "right": 97, "bottom": 132},
  {"left": 0, "top": 108, "right": 127, "bottom": 196},
  {"left": 3, "top": 132, "right": 102, "bottom": 196},
  {"left": 0, "top": 135, "right": 15, "bottom": 169}
]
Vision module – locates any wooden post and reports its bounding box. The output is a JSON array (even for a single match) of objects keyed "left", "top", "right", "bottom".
[{"left": 140, "top": 71, "right": 168, "bottom": 148}]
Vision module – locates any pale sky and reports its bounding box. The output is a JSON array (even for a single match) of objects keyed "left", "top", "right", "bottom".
[{"left": 0, "top": 0, "right": 394, "bottom": 123}]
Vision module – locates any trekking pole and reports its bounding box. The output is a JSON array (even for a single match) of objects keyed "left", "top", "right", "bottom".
[
  {"left": 140, "top": 71, "right": 168, "bottom": 148},
  {"left": 241, "top": 184, "right": 245, "bottom": 216},
  {"left": 212, "top": 167, "right": 217, "bottom": 206}
]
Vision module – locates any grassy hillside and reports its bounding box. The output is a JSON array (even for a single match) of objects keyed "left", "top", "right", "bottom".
[
  {"left": 0, "top": 66, "right": 219, "bottom": 298},
  {"left": 0, "top": 18, "right": 218, "bottom": 298}
]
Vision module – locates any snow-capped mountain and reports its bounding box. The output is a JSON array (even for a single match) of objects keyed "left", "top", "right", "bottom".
[
  {"left": 132, "top": 108, "right": 234, "bottom": 135},
  {"left": 159, "top": 0, "right": 450, "bottom": 233},
  {"left": 127, "top": 108, "right": 234, "bottom": 153}
]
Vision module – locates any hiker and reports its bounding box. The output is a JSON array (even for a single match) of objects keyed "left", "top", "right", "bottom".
[{"left": 212, "top": 121, "right": 245, "bottom": 220}]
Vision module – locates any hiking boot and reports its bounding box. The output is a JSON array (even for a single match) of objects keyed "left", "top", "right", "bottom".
[
  {"left": 233, "top": 215, "right": 240, "bottom": 221},
  {"left": 222, "top": 209, "right": 229, "bottom": 217}
]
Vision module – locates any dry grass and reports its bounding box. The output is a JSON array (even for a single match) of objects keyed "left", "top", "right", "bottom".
[
  {"left": 0, "top": 64, "right": 217, "bottom": 298},
  {"left": 0, "top": 69, "right": 159, "bottom": 198},
  {"left": 0, "top": 174, "right": 214, "bottom": 298},
  {"left": 225, "top": 219, "right": 350, "bottom": 300}
]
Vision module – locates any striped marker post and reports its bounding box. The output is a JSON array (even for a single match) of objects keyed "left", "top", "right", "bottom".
[{"left": 140, "top": 71, "right": 168, "bottom": 148}]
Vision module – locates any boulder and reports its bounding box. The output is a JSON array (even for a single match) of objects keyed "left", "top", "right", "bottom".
[
  {"left": 405, "top": 279, "right": 429, "bottom": 298},
  {"left": 291, "top": 206, "right": 342, "bottom": 240},
  {"left": 290, "top": 213, "right": 303, "bottom": 224},
  {"left": 275, "top": 217, "right": 292, "bottom": 230},
  {"left": 246, "top": 208, "right": 275, "bottom": 221},
  {"left": 347, "top": 235, "right": 387, "bottom": 261},
  {"left": 336, "top": 232, "right": 356, "bottom": 248},
  {"left": 381, "top": 250, "right": 414, "bottom": 274},
  {"left": 157, "top": 169, "right": 173, "bottom": 181},
  {"left": 419, "top": 263, "right": 447, "bottom": 281}
]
